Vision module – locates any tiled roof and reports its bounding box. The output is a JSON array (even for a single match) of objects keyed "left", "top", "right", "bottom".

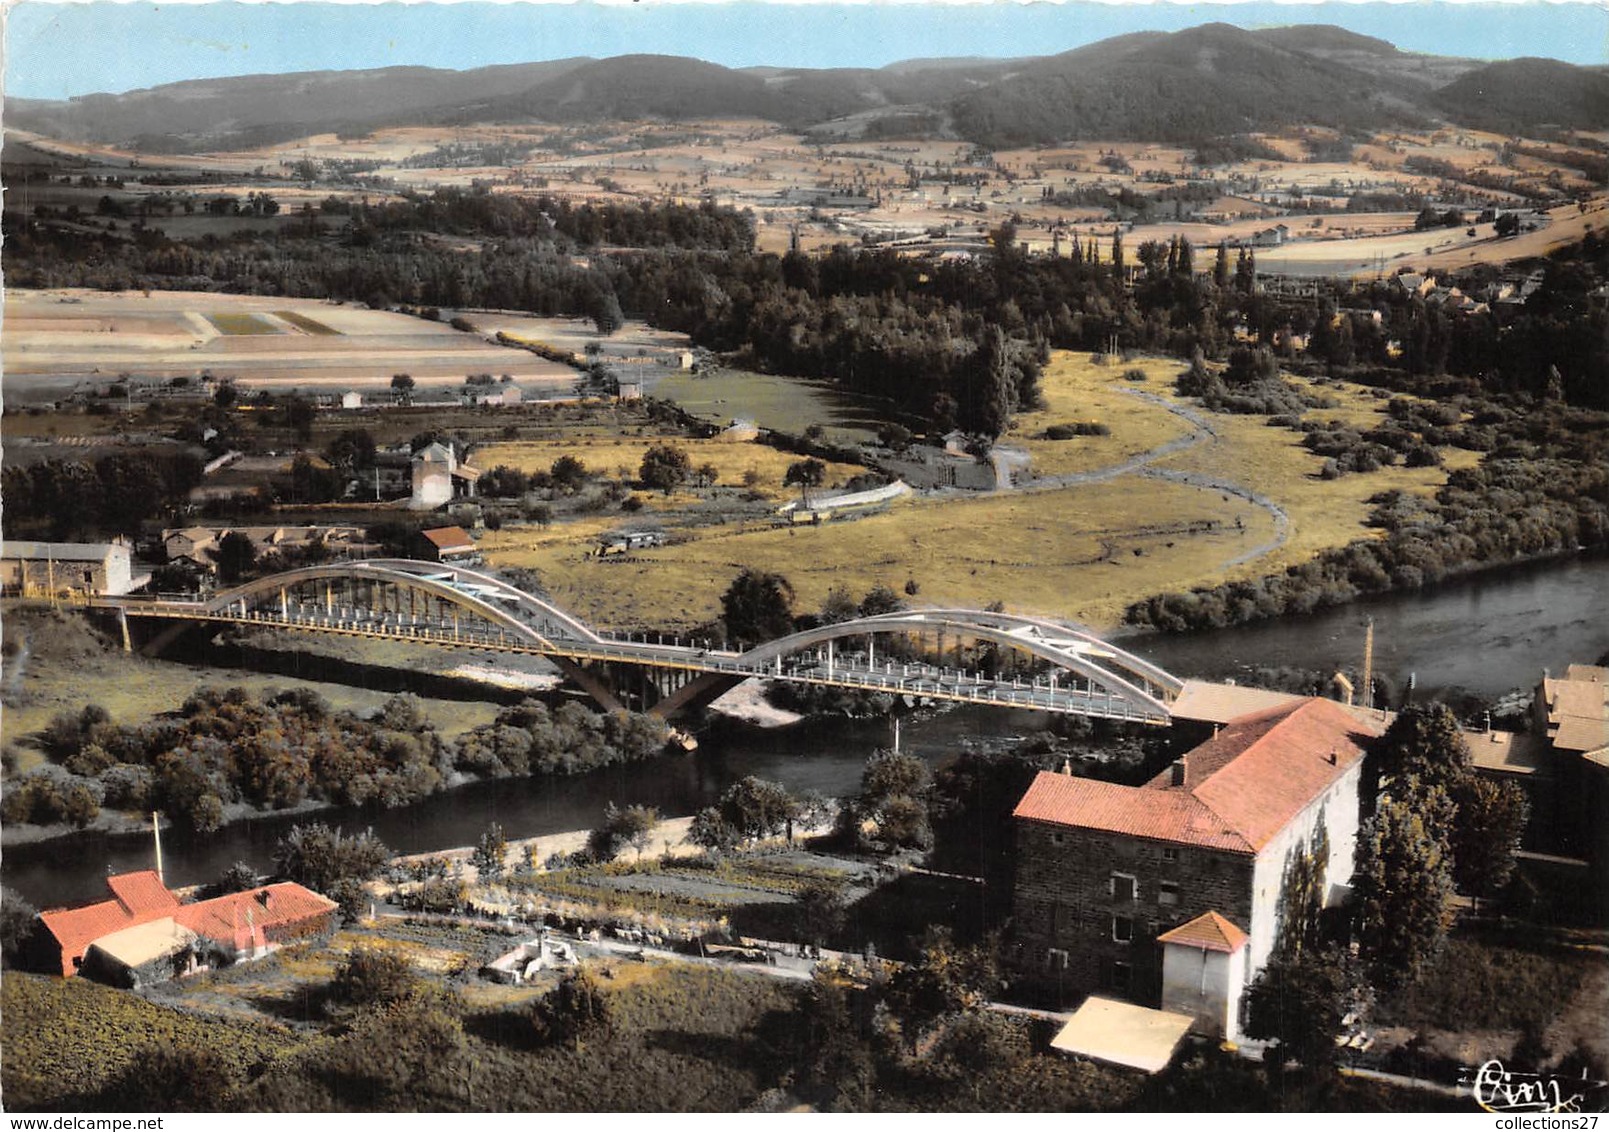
[
  {"left": 38, "top": 872, "right": 333, "bottom": 976},
  {"left": 38, "top": 871, "right": 179, "bottom": 977},
  {"left": 420, "top": 526, "right": 475, "bottom": 550},
  {"left": 1014, "top": 773, "right": 1256, "bottom": 853},
  {"left": 1014, "top": 698, "right": 1380, "bottom": 854},
  {"left": 176, "top": 884, "right": 338, "bottom": 951},
  {"left": 1164, "top": 698, "right": 1378, "bottom": 851},
  {"left": 1157, "top": 911, "right": 1249, "bottom": 953},
  {"left": 107, "top": 871, "right": 182, "bottom": 917}
]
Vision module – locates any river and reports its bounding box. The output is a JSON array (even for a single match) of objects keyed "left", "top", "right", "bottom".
[{"left": 5, "top": 552, "right": 1606, "bottom": 908}]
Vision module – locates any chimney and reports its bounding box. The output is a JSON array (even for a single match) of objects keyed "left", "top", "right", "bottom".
[
  {"left": 1060, "top": 758, "right": 1073, "bottom": 777},
  {"left": 1170, "top": 757, "right": 1187, "bottom": 787}
]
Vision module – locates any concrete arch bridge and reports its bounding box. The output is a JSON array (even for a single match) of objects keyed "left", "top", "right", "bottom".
[{"left": 98, "top": 559, "right": 1182, "bottom": 724}]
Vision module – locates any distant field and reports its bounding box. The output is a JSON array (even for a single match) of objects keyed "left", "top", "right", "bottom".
[
  {"left": 652, "top": 367, "right": 883, "bottom": 446},
  {"left": 205, "top": 311, "right": 279, "bottom": 335},
  {"left": 275, "top": 310, "right": 340, "bottom": 336}
]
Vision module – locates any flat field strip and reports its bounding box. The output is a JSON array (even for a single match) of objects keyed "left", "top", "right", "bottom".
[
  {"left": 205, "top": 311, "right": 280, "bottom": 335},
  {"left": 274, "top": 310, "right": 341, "bottom": 335}
]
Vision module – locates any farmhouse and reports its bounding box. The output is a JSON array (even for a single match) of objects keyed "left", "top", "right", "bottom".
[
  {"left": 35, "top": 870, "right": 338, "bottom": 987},
  {"left": 1009, "top": 697, "right": 1379, "bottom": 1039},
  {"left": 0, "top": 538, "right": 141, "bottom": 597},
  {"left": 410, "top": 441, "right": 480, "bottom": 509}
]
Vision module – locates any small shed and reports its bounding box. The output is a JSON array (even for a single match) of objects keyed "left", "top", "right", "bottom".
[
  {"left": 1049, "top": 996, "right": 1195, "bottom": 1073},
  {"left": 414, "top": 526, "right": 478, "bottom": 564},
  {"left": 1157, "top": 911, "right": 1250, "bottom": 1042},
  {"left": 341, "top": 391, "right": 363, "bottom": 410}
]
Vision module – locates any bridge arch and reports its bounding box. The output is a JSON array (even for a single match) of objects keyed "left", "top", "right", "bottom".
[
  {"left": 200, "top": 560, "right": 590, "bottom": 650},
  {"left": 730, "top": 609, "right": 1179, "bottom": 721}
]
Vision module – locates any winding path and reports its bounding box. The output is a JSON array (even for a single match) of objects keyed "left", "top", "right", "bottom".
[{"left": 1009, "top": 386, "right": 1291, "bottom": 569}]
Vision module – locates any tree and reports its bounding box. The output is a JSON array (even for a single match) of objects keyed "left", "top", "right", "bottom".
[
  {"left": 819, "top": 585, "right": 860, "bottom": 625},
  {"left": 273, "top": 823, "right": 389, "bottom": 898},
  {"left": 784, "top": 458, "right": 825, "bottom": 507},
  {"left": 390, "top": 373, "right": 415, "bottom": 405},
  {"left": 1244, "top": 945, "right": 1364, "bottom": 1074},
  {"left": 713, "top": 776, "right": 798, "bottom": 844},
  {"left": 883, "top": 927, "right": 998, "bottom": 1044},
  {"left": 331, "top": 945, "right": 420, "bottom": 1009},
  {"left": 0, "top": 885, "right": 37, "bottom": 966},
  {"left": 639, "top": 443, "right": 691, "bottom": 494},
  {"left": 531, "top": 967, "right": 613, "bottom": 1050},
  {"left": 106, "top": 1042, "right": 241, "bottom": 1111},
  {"left": 859, "top": 584, "right": 904, "bottom": 617},
  {"left": 326, "top": 428, "right": 377, "bottom": 472},
  {"left": 1370, "top": 703, "right": 1471, "bottom": 801},
  {"left": 470, "top": 822, "right": 508, "bottom": 880},
  {"left": 217, "top": 862, "right": 259, "bottom": 894},
  {"left": 550, "top": 454, "right": 588, "bottom": 492},
  {"left": 587, "top": 802, "right": 659, "bottom": 862},
  {"left": 1450, "top": 775, "right": 1529, "bottom": 906},
  {"left": 720, "top": 569, "right": 794, "bottom": 649},
  {"left": 854, "top": 748, "right": 933, "bottom": 851},
  {"left": 1353, "top": 787, "right": 1455, "bottom": 990},
  {"left": 794, "top": 880, "right": 847, "bottom": 948},
  {"left": 215, "top": 530, "right": 256, "bottom": 584}
]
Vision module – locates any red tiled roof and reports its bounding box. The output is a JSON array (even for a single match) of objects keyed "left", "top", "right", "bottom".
[
  {"left": 1014, "top": 773, "right": 1255, "bottom": 853},
  {"left": 1157, "top": 911, "right": 1249, "bottom": 953},
  {"left": 38, "top": 871, "right": 180, "bottom": 977},
  {"left": 176, "top": 883, "right": 338, "bottom": 952},
  {"left": 1014, "top": 698, "right": 1380, "bottom": 854},
  {"left": 106, "top": 871, "right": 182, "bottom": 917},
  {"left": 420, "top": 526, "right": 474, "bottom": 550},
  {"left": 38, "top": 872, "right": 334, "bottom": 977}
]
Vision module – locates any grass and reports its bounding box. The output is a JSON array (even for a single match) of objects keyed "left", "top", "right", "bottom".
[
  {"left": 205, "top": 311, "right": 280, "bottom": 335},
  {"left": 484, "top": 475, "right": 1273, "bottom": 631},
  {"left": 1005, "top": 354, "right": 1195, "bottom": 478},
  {"left": 473, "top": 436, "right": 864, "bottom": 502},
  {"left": 275, "top": 310, "right": 341, "bottom": 336},
  {"left": 652, "top": 366, "right": 883, "bottom": 446},
  {"left": 1, "top": 971, "right": 305, "bottom": 1111},
  {"left": 477, "top": 351, "right": 1474, "bottom": 634},
  {"left": 1376, "top": 934, "right": 1594, "bottom": 1035}
]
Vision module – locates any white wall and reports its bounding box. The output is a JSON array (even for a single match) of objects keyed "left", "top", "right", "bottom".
[
  {"left": 1247, "top": 761, "right": 1364, "bottom": 976},
  {"left": 1161, "top": 942, "right": 1242, "bottom": 1040}
]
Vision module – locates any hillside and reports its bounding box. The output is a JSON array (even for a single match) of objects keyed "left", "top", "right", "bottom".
[
  {"left": 2, "top": 22, "right": 1596, "bottom": 152},
  {"left": 1431, "top": 58, "right": 1609, "bottom": 132},
  {"left": 946, "top": 23, "right": 1429, "bottom": 146}
]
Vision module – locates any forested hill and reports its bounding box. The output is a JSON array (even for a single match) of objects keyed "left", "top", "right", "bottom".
[{"left": 6, "top": 22, "right": 1596, "bottom": 152}]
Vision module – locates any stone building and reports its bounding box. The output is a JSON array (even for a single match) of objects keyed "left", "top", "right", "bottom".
[
  {"left": 1009, "top": 697, "right": 1379, "bottom": 1038},
  {"left": 0, "top": 538, "right": 139, "bottom": 596},
  {"left": 410, "top": 441, "right": 480, "bottom": 509}
]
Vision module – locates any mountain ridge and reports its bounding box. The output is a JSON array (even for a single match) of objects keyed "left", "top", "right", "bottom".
[{"left": 2, "top": 24, "right": 1589, "bottom": 153}]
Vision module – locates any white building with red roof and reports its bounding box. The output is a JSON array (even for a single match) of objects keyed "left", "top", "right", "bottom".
[{"left": 1009, "top": 697, "right": 1380, "bottom": 1038}]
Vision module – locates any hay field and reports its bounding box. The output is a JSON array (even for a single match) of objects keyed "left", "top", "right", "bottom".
[
  {"left": 482, "top": 477, "right": 1275, "bottom": 632},
  {"left": 479, "top": 352, "right": 1475, "bottom": 633},
  {"left": 2, "top": 289, "right": 577, "bottom": 402},
  {"left": 1005, "top": 354, "right": 1194, "bottom": 478},
  {"left": 473, "top": 436, "right": 864, "bottom": 500}
]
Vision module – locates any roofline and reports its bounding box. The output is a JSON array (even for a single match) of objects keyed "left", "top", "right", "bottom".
[{"left": 1013, "top": 812, "right": 1256, "bottom": 856}]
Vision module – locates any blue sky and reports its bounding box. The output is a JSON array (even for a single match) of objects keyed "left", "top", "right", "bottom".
[{"left": 5, "top": 1, "right": 1606, "bottom": 101}]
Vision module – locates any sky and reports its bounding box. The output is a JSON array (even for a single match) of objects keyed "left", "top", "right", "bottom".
[{"left": 4, "top": 0, "right": 1606, "bottom": 102}]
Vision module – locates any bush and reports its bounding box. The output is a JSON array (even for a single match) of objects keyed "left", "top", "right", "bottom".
[{"left": 330, "top": 946, "right": 420, "bottom": 1009}]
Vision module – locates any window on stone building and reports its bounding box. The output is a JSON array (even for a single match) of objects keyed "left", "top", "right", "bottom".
[
  {"left": 1162, "top": 847, "right": 1180, "bottom": 863},
  {"left": 1112, "top": 960, "right": 1132, "bottom": 992},
  {"left": 1110, "top": 872, "right": 1137, "bottom": 902},
  {"left": 1159, "top": 881, "right": 1179, "bottom": 906},
  {"left": 1112, "top": 915, "right": 1134, "bottom": 944},
  {"left": 1047, "top": 948, "right": 1070, "bottom": 971},
  {"left": 1051, "top": 832, "right": 1065, "bottom": 845}
]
